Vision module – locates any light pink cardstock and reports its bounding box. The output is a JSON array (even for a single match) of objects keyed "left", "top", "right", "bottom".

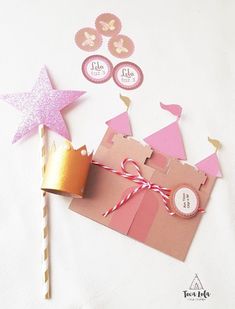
[
  {"left": 160, "top": 102, "right": 182, "bottom": 117},
  {"left": 144, "top": 121, "right": 186, "bottom": 160},
  {"left": 196, "top": 153, "right": 222, "bottom": 177},
  {"left": 105, "top": 111, "right": 132, "bottom": 136}
]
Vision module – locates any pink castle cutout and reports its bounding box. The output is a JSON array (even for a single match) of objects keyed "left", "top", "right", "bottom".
[{"left": 70, "top": 103, "right": 221, "bottom": 261}]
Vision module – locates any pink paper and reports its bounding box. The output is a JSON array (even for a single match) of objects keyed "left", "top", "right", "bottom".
[
  {"left": 144, "top": 121, "right": 186, "bottom": 160},
  {"left": 128, "top": 190, "right": 159, "bottom": 242},
  {"left": 105, "top": 111, "right": 132, "bottom": 136},
  {"left": 160, "top": 102, "right": 182, "bottom": 117},
  {"left": 0, "top": 67, "right": 85, "bottom": 143},
  {"left": 109, "top": 188, "right": 145, "bottom": 235},
  {"left": 196, "top": 153, "right": 222, "bottom": 177}
]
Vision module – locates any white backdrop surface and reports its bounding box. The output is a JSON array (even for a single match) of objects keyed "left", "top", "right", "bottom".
[{"left": 0, "top": 1, "right": 235, "bottom": 308}]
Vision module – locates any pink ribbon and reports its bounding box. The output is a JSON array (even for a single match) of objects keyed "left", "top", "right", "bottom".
[{"left": 92, "top": 158, "right": 173, "bottom": 217}]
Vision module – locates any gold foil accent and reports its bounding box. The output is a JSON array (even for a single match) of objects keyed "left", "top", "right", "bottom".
[
  {"left": 208, "top": 136, "right": 222, "bottom": 152},
  {"left": 41, "top": 142, "right": 92, "bottom": 198},
  {"left": 120, "top": 93, "right": 131, "bottom": 110}
]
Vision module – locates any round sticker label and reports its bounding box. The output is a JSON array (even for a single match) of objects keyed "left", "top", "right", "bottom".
[
  {"left": 82, "top": 55, "right": 113, "bottom": 84},
  {"left": 170, "top": 185, "right": 200, "bottom": 218},
  {"left": 95, "top": 13, "right": 122, "bottom": 37},
  {"left": 113, "top": 62, "right": 144, "bottom": 90},
  {"left": 75, "top": 28, "right": 102, "bottom": 52},
  {"left": 108, "top": 35, "right": 135, "bottom": 59}
]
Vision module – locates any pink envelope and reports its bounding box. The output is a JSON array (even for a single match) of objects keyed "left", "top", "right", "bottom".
[{"left": 70, "top": 128, "right": 216, "bottom": 261}]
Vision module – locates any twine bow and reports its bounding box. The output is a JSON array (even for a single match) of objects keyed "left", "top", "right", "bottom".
[{"left": 92, "top": 158, "right": 173, "bottom": 217}]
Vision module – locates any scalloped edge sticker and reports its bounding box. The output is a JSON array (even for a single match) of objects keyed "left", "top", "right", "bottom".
[
  {"left": 108, "top": 35, "right": 135, "bottom": 59},
  {"left": 95, "top": 13, "right": 122, "bottom": 37},
  {"left": 75, "top": 28, "right": 102, "bottom": 52},
  {"left": 113, "top": 62, "right": 144, "bottom": 90},
  {"left": 170, "top": 184, "right": 200, "bottom": 218},
  {"left": 82, "top": 55, "right": 113, "bottom": 84}
]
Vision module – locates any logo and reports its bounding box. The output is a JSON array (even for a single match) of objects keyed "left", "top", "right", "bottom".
[
  {"left": 82, "top": 55, "right": 113, "bottom": 84},
  {"left": 183, "top": 274, "right": 211, "bottom": 301},
  {"left": 113, "top": 62, "right": 144, "bottom": 90}
]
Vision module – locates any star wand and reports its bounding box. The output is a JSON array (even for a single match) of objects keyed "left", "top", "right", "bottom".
[{"left": 0, "top": 67, "right": 85, "bottom": 298}]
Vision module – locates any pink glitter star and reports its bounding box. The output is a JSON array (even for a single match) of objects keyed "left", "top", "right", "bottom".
[{"left": 1, "top": 67, "right": 86, "bottom": 143}]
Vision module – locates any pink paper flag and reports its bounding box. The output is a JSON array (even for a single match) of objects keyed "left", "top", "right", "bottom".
[
  {"left": 144, "top": 121, "right": 186, "bottom": 160},
  {"left": 105, "top": 111, "right": 132, "bottom": 136},
  {"left": 160, "top": 102, "right": 182, "bottom": 118},
  {"left": 196, "top": 153, "right": 222, "bottom": 177}
]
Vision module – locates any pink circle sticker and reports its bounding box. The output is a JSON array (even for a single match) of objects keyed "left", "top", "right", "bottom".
[
  {"left": 95, "top": 13, "right": 122, "bottom": 37},
  {"left": 113, "top": 62, "right": 144, "bottom": 90},
  {"left": 82, "top": 55, "right": 113, "bottom": 84},
  {"left": 75, "top": 27, "right": 102, "bottom": 52},
  {"left": 170, "top": 184, "right": 200, "bottom": 218},
  {"left": 108, "top": 34, "right": 134, "bottom": 58}
]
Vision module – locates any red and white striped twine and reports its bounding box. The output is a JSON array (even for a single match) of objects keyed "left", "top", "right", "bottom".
[{"left": 92, "top": 158, "right": 173, "bottom": 217}]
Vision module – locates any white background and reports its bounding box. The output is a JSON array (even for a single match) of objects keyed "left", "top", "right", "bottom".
[{"left": 0, "top": 1, "right": 235, "bottom": 308}]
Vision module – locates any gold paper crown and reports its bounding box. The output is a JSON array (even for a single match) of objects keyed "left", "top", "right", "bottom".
[{"left": 41, "top": 141, "right": 92, "bottom": 198}]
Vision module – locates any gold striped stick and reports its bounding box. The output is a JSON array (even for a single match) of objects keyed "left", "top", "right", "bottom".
[{"left": 39, "top": 124, "right": 50, "bottom": 299}]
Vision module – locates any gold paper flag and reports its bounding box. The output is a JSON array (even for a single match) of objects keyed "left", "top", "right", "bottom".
[
  {"left": 120, "top": 93, "right": 131, "bottom": 110},
  {"left": 208, "top": 137, "right": 222, "bottom": 152}
]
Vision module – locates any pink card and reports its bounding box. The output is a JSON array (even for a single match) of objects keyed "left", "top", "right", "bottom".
[{"left": 70, "top": 127, "right": 217, "bottom": 261}]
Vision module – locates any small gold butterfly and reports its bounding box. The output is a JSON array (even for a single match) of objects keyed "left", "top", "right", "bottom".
[
  {"left": 82, "top": 32, "right": 96, "bottom": 47},
  {"left": 113, "top": 39, "right": 128, "bottom": 54},
  {"left": 99, "top": 20, "right": 116, "bottom": 31}
]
